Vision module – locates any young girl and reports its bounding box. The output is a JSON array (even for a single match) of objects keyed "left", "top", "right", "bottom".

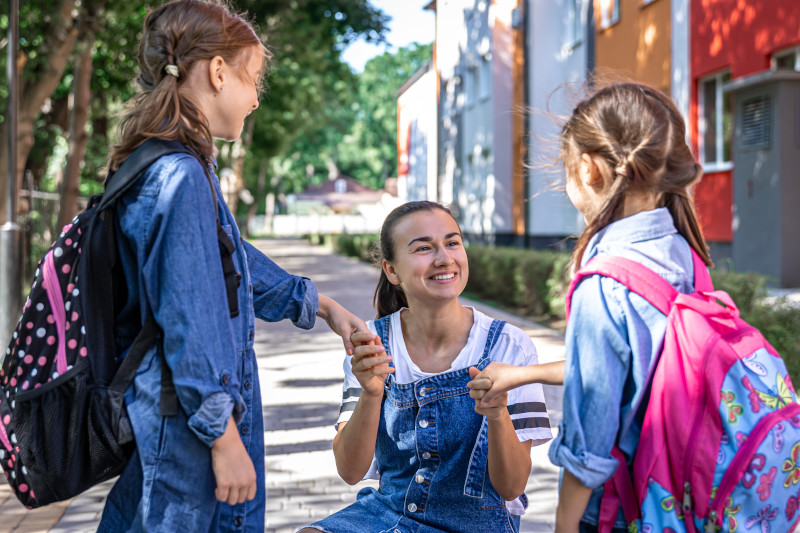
[
  {"left": 298, "top": 201, "right": 553, "bottom": 533},
  {"left": 468, "top": 82, "right": 712, "bottom": 533},
  {"left": 96, "top": 1, "right": 366, "bottom": 532}
]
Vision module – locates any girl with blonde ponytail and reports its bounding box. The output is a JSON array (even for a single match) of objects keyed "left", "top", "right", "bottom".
[
  {"left": 467, "top": 82, "right": 713, "bottom": 533},
  {"left": 98, "top": 2, "right": 367, "bottom": 531}
]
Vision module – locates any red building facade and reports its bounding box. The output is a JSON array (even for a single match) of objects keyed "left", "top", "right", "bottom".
[{"left": 690, "top": 0, "right": 800, "bottom": 246}]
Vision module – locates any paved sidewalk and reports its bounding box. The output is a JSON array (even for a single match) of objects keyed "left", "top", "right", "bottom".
[{"left": 0, "top": 238, "right": 565, "bottom": 533}]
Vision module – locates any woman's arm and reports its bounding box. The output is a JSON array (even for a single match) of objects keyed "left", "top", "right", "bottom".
[
  {"left": 468, "top": 367, "right": 533, "bottom": 501},
  {"left": 332, "top": 332, "right": 393, "bottom": 484}
]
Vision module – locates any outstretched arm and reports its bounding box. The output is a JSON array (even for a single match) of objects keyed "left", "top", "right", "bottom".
[
  {"left": 468, "top": 361, "right": 565, "bottom": 406},
  {"left": 468, "top": 367, "right": 533, "bottom": 501},
  {"left": 332, "top": 331, "right": 394, "bottom": 484},
  {"left": 317, "top": 294, "right": 369, "bottom": 355}
]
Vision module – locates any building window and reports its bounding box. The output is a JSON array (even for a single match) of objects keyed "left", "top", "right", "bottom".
[
  {"left": 772, "top": 46, "right": 800, "bottom": 71},
  {"left": 641, "top": 0, "right": 657, "bottom": 5},
  {"left": 334, "top": 178, "right": 346, "bottom": 194},
  {"left": 699, "top": 71, "right": 732, "bottom": 169},
  {"left": 566, "top": 0, "right": 583, "bottom": 47},
  {"left": 598, "top": 0, "right": 619, "bottom": 29}
]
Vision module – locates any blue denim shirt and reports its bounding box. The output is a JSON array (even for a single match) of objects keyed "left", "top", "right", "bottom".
[
  {"left": 115, "top": 150, "right": 318, "bottom": 447},
  {"left": 548, "top": 208, "right": 696, "bottom": 528}
]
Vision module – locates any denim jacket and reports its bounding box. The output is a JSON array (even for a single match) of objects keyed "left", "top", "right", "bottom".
[
  {"left": 114, "top": 149, "right": 318, "bottom": 447},
  {"left": 548, "top": 208, "right": 696, "bottom": 528}
]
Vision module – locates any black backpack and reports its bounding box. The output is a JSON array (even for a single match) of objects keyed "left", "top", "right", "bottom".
[{"left": 0, "top": 139, "right": 239, "bottom": 508}]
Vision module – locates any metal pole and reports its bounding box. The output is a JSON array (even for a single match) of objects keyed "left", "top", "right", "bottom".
[{"left": 1, "top": 0, "right": 22, "bottom": 351}]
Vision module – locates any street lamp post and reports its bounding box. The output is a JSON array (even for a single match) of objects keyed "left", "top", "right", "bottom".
[{"left": 0, "top": 0, "right": 22, "bottom": 351}]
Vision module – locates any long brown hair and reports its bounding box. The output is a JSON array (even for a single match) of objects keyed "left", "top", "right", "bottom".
[
  {"left": 373, "top": 201, "right": 459, "bottom": 318},
  {"left": 108, "top": 0, "right": 269, "bottom": 171},
  {"left": 559, "top": 82, "right": 712, "bottom": 272}
]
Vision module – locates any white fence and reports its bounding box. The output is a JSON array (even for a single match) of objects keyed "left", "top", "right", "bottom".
[{"left": 249, "top": 214, "right": 384, "bottom": 237}]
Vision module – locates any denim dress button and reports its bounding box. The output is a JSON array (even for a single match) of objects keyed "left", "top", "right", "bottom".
[
  {"left": 234, "top": 517, "right": 243, "bottom": 526},
  {"left": 415, "top": 474, "right": 424, "bottom": 484},
  {"left": 407, "top": 503, "right": 417, "bottom": 512},
  {"left": 418, "top": 388, "right": 426, "bottom": 397},
  {"left": 244, "top": 380, "right": 252, "bottom": 390},
  {"left": 221, "top": 374, "right": 230, "bottom": 385},
  {"left": 249, "top": 330, "right": 254, "bottom": 340},
  {"left": 241, "top": 426, "right": 249, "bottom": 435},
  {"left": 421, "top": 452, "right": 431, "bottom": 460},
  {"left": 418, "top": 419, "right": 428, "bottom": 428}
]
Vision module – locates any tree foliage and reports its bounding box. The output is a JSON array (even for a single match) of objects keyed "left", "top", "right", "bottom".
[{"left": 270, "top": 42, "right": 432, "bottom": 199}]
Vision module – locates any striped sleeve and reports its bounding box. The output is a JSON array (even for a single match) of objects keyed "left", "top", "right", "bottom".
[
  {"left": 336, "top": 353, "right": 362, "bottom": 429},
  {"left": 501, "top": 327, "right": 553, "bottom": 446}
]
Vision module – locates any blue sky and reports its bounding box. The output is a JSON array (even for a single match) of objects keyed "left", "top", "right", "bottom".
[{"left": 341, "top": 0, "right": 435, "bottom": 72}]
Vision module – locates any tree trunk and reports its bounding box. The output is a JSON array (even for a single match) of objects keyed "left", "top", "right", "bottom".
[
  {"left": 246, "top": 160, "right": 269, "bottom": 237},
  {"left": 57, "top": 2, "right": 104, "bottom": 230},
  {"left": 0, "top": 0, "right": 79, "bottom": 224}
]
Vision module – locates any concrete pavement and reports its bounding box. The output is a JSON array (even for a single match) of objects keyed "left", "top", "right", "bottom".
[{"left": 0, "top": 238, "right": 565, "bottom": 533}]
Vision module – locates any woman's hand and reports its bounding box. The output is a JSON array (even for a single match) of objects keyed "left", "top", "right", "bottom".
[
  {"left": 467, "top": 362, "right": 520, "bottom": 407},
  {"left": 350, "top": 331, "right": 394, "bottom": 397},
  {"left": 468, "top": 361, "right": 565, "bottom": 406},
  {"left": 317, "top": 294, "right": 369, "bottom": 354},
  {"left": 211, "top": 416, "right": 257, "bottom": 505},
  {"left": 468, "top": 366, "right": 509, "bottom": 419}
]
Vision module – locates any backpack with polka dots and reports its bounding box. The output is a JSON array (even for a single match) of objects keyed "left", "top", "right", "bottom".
[{"left": 0, "top": 139, "right": 240, "bottom": 508}]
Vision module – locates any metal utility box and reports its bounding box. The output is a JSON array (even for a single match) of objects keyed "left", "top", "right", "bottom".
[{"left": 726, "top": 70, "right": 800, "bottom": 287}]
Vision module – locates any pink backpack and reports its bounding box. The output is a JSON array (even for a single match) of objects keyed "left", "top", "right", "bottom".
[{"left": 566, "top": 251, "right": 800, "bottom": 533}]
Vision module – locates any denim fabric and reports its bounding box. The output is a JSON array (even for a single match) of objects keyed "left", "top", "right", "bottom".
[
  {"left": 98, "top": 147, "right": 318, "bottom": 532},
  {"left": 305, "top": 318, "right": 522, "bottom": 533},
  {"left": 548, "top": 208, "right": 696, "bottom": 529}
]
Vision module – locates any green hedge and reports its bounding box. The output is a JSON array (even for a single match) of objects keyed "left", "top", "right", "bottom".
[
  {"left": 312, "top": 236, "right": 800, "bottom": 377},
  {"left": 465, "top": 245, "right": 800, "bottom": 378},
  {"left": 306, "top": 233, "right": 379, "bottom": 264}
]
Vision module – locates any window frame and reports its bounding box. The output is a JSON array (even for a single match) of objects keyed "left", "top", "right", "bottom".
[
  {"left": 698, "top": 70, "right": 733, "bottom": 172},
  {"left": 598, "top": 0, "right": 620, "bottom": 30},
  {"left": 771, "top": 45, "right": 800, "bottom": 71}
]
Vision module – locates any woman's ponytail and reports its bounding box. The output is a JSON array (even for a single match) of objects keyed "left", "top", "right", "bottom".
[{"left": 373, "top": 271, "right": 408, "bottom": 319}]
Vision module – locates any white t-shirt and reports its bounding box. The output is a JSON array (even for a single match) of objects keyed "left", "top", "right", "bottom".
[{"left": 337, "top": 307, "right": 553, "bottom": 515}]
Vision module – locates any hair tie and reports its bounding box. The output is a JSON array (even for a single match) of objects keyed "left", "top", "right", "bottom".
[{"left": 164, "top": 65, "right": 179, "bottom": 78}]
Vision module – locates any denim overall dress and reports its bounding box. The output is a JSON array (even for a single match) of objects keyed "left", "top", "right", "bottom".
[{"left": 307, "top": 316, "right": 523, "bottom": 533}]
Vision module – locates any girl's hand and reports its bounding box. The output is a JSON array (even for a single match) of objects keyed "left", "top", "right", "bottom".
[
  {"left": 467, "top": 362, "right": 519, "bottom": 407},
  {"left": 468, "top": 366, "right": 509, "bottom": 419},
  {"left": 211, "top": 416, "right": 257, "bottom": 505},
  {"left": 351, "top": 335, "right": 394, "bottom": 397},
  {"left": 317, "top": 294, "right": 369, "bottom": 355}
]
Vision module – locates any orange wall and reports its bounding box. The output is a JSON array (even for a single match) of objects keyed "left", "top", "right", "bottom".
[{"left": 594, "top": 0, "right": 671, "bottom": 91}]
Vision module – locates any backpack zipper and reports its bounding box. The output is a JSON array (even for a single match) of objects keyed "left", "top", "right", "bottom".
[
  {"left": 706, "top": 402, "right": 800, "bottom": 527},
  {"left": 680, "top": 330, "right": 718, "bottom": 523},
  {"left": 42, "top": 251, "right": 68, "bottom": 375}
]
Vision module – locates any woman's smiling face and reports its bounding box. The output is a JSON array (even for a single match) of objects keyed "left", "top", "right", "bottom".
[{"left": 382, "top": 209, "right": 468, "bottom": 307}]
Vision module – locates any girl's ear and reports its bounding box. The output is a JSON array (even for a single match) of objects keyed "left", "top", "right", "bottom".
[
  {"left": 579, "top": 153, "right": 604, "bottom": 189},
  {"left": 382, "top": 259, "right": 401, "bottom": 286},
  {"left": 207, "top": 55, "right": 226, "bottom": 93}
]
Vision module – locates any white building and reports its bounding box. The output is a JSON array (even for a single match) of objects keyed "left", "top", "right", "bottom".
[
  {"left": 434, "top": 0, "right": 520, "bottom": 245},
  {"left": 524, "top": 0, "right": 590, "bottom": 247},
  {"left": 397, "top": 62, "right": 438, "bottom": 203}
]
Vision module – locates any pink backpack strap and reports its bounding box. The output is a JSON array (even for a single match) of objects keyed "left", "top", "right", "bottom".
[
  {"left": 566, "top": 256, "right": 678, "bottom": 320},
  {"left": 691, "top": 248, "right": 713, "bottom": 292},
  {"left": 598, "top": 447, "right": 640, "bottom": 532}
]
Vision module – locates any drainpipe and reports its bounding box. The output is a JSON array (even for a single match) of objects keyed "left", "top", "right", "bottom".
[{"left": 1, "top": 0, "right": 22, "bottom": 351}]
